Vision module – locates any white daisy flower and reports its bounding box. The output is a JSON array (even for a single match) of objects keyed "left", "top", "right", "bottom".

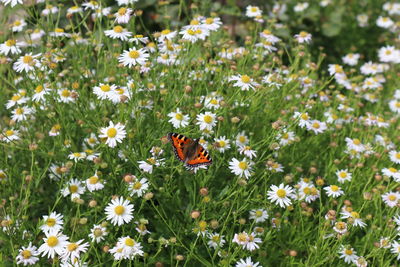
[
  {"left": 324, "top": 185, "right": 344, "bottom": 198},
  {"left": 338, "top": 246, "right": 358, "bottom": 264},
  {"left": 376, "top": 16, "right": 394, "bottom": 28},
  {"left": 40, "top": 212, "right": 64, "bottom": 234},
  {"left": 88, "top": 224, "right": 108, "bottom": 243},
  {"left": 99, "top": 121, "right": 126, "bottom": 148},
  {"left": 382, "top": 167, "right": 400, "bottom": 181},
  {"left": 389, "top": 151, "right": 400, "bottom": 164},
  {"left": 0, "top": 39, "right": 22, "bottom": 55},
  {"left": 294, "top": 31, "right": 312, "bottom": 43},
  {"left": 16, "top": 242, "right": 40, "bottom": 266},
  {"left": 207, "top": 232, "right": 226, "bottom": 249},
  {"left": 196, "top": 112, "right": 217, "bottom": 131},
  {"left": 168, "top": 108, "right": 190, "bottom": 128},
  {"left": 118, "top": 47, "right": 150, "bottom": 67},
  {"left": 382, "top": 191, "right": 400, "bottom": 208},
  {"left": 391, "top": 240, "right": 400, "bottom": 260},
  {"left": 235, "top": 257, "right": 262, "bottom": 267},
  {"left": 38, "top": 229, "right": 69, "bottom": 259},
  {"left": 229, "top": 158, "right": 253, "bottom": 179},
  {"left": 60, "top": 239, "right": 89, "bottom": 263},
  {"left": 128, "top": 177, "right": 149, "bottom": 197},
  {"left": 11, "top": 19, "right": 27, "bottom": 32},
  {"left": 104, "top": 197, "right": 134, "bottom": 226},
  {"left": 86, "top": 173, "right": 104, "bottom": 192},
  {"left": 306, "top": 120, "right": 327, "bottom": 134},
  {"left": 93, "top": 83, "right": 117, "bottom": 100},
  {"left": 267, "top": 183, "right": 295, "bottom": 208},
  {"left": 13, "top": 53, "right": 41, "bottom": 73},
  {"left": 104, "top": 26, "right": 132, "bottom": 41},
  {"left": 61, "top": 179, "right": 86, "bottom": 200},
  {"left": 249, "top": 209, "right": 269, "bottom": 223},
  {"left": 336, "top": 169, "right": 352, "bottom": 183},
  {"left": 68, "top": 152, "right": 86, "bottom": 162},
  {"left": 1, "top": 129, "right": 20, "bottom": 143},
  {"left": 229, "top": 74, "right": 259, "bottom": 91},
  {"left": 238, "top": 145, "right": 257, "bottom": 159},
  {"left": 246, "top": 5, "right": 262, "bottom": 17},
  {"left": 214, "top": 136, "right": 231, "bottom": 152},
  {"left": 1, "top": 0, "right": 23, "bottom": 7},
  {"left": 342, "top": 53, "right": 360, "bottom": 66},
  {"left": 114, "top": 7, "right": 133, "bottom": 24}
]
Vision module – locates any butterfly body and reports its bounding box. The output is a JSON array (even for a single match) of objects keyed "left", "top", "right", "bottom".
[{"left": 167, "top": 133, "right": 212, "bottom": 168}]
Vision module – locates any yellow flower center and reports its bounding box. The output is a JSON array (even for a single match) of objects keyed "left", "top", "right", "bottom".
[
  {"left": 237, "top": 233, "right": 247, "bottom": 242},
  {"left": 88, "top": 176, "right": 98, "bottom": 184},
  {"left": 199, "top": 220, "right": 207, "bottom": 230},
  {"left": 350, "top": 211, "right": 360, "bottom": 218},
  {"left": 238, "top": 161, "right": 248, "bottom": 170},
  {"left": 312, "top": 122, "right": 320, "bottom": 129},
  {"left": 210, "top": 99, "right": 218, "bottom": 105},
  {"left": 203, "top": 115, "right": 213, "bottom": 123},
  {"left": 15, "top": 108, "right": 23, "bottom": 115},
  {"left": 97, "top": 85, "right": 110, "bottom": 94},
  {"left": 161, "top": 29, "right": 171, "bottom": 35},
  {"left": 135, "top": 34, "right": 143, "bottom": 38},
  {"left": 389, "top": 167, "right": 398, "bottom": 173},
  {"left": 241, "top": 75, "right": 251, "bottom": 83},
  {"left": 250, "top": 7, "right": 258, "bottom": 12},
  {"left": 395, "top": 101, "right": 400, "bottom": 108},
  {"left": 339, "top": 172, "right": 347, "bottom": 178},
  {"left": 133, "top": 182, "right": 142, "bottom": 190},
  {"left": 55, "top": 28, "right": 64, "bottom": 33},
  {"left": 190, "top": 19, "right": 200, "bottom": 25},
  {"left": 67, "top": 243, "right": 78, "bottom": 252},
  {"left": 35, "top": 85, "right": 44, "bottom": 93},
  {"left": 5, "top": 130, "right": 14, "bottom": 136},
  {"left": 276, "top": 189, "right": 286, "bottom": 198},
  {"left": 187, "top": 29, "right": 196, "bottom": 35},
  {"left": 46, "top": 218, "right": 56, "bottom": 226},
  {"left": 21, "top": 250, "right": 32, "bottom": 259},
  {"left": 303, "top": 187, "right": 311, "bottom": 195},
  {"left": 353, "top": 138, "right": 361, "bottom": 145},
  {"left": 282, "top": 133, "right": 289, "bottom": 139},
  {"left": 69, "top": 185, "right": 78, "bottom": 193},
  {"left": 125, "top": 238, "right": 135, "bottom": 246},
  {"left": 219, "top": 140, "right": 226, "bottom": 147},
  {"left": 23, "top": 55, "right": 33, "bottom": 64},
  {"left": 388, "top": 194, "right": 397, "bottom": 201},
  {"left": 205, "top": 18, "right": 214, "bottom": 24},
  {"left": 330, "top": 185, "right": 339, "bottom": 192},
  {"left": 345, "top": 249, "right": 353, "bottom": 255},
  {"left": 118, "top": 7, "right": 127, "bottom": 15},
  {"left": 47, "top": 236, "right": 59, "bottom": 247},
  {"left": 255, "top": 210, "right": 263, "bottom": 217},
  {"left": 73, "top": 152, "right": 81, "bottom": 157},
  {"left": 239, "top": 136, "right": 246, "bottom": 143},
  {"left": 5, "top": 39, "right": 16, "bottom": 46},
  {"left": 11, "top": 95, "right": 21, "bottom": 101},
  {"left": 299, "top": 31, "right": 308, "bottom": 38},
  {"left": 336, "top": 222, "right": 346, "bottom": 230},
  {"left": 114, "top": 205, "right": 125, "bottom": 215},
  {"left": 300, "top": 114, "right": 309, "bottom": 120},
  {"left": 396, "top": 153, "right": 400, "bottom": 159},
  {"left": 175, "top": 113, "right": 183, "bottom": 120},
  {"left": 14, "top": 20, "right": 21, "bottom": 26},
  {"left": 212, "top": 235, "right": 220, "bottom": 242},
  {"left": 107, "top": 128, "right": 117, "bottom": 138},
  {"left": 61, "top": 89, "right": 70, "bottom": 97},
  {"left": 129, "top": 50, "right": 140, "bottom": 59},
  {"left": 113, "top": 26, "right": 123, "bottom": 33},
  {"left": 94, "top": 228, "right": 103, "bottom": 237},
  {"left": 263, "top": 29, "right": 271, "bottom": 35}
]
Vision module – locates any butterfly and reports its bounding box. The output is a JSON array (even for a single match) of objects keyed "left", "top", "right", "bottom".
[{"left": 167, "top": 133, "right": 212, "bottom": 168}]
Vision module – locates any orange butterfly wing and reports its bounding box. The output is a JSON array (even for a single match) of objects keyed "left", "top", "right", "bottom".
[
  {"left": 185, "top": 144, "right": 212, "bottom": 168},
  {"left": 167, "top": 133, "right": 192, "bottom": 163}
]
